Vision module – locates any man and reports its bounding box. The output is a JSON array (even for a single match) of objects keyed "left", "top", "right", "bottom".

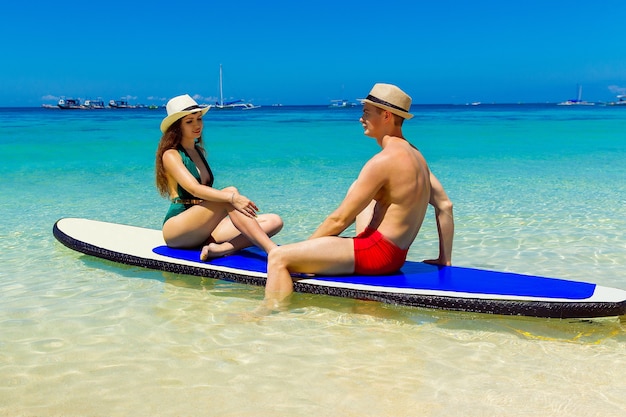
[{"left": 263, "top": 83, "right": 454, "bottom": 309}]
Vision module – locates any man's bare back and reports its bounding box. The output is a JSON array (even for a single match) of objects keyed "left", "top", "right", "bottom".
[{"left": 360, "top": 135, "right": 431, "bottom": 250}]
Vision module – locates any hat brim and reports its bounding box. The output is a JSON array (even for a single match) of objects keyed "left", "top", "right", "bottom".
[
  {"left": 362, "top": 99, "right": 413, "bottom": 120},
  {"left": 160, "top": 106, "right": 210, "bottom": 133}
]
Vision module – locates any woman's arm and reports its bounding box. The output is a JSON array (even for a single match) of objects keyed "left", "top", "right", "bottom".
[
  {"left": 163, "top": 149, "right": 232, "bottom": 203},
  {"left": 162, "top": 150, "right": 257, "bottom": 217}
]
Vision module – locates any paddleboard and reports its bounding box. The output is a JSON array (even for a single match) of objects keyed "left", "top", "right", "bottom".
[{"left": 52, "top": 218, "right": 626, "bottom": 319}]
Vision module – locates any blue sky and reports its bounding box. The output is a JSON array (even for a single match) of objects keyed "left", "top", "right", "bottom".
[{"left": 2, "top": 0, "right": 625, "bottom": 106}]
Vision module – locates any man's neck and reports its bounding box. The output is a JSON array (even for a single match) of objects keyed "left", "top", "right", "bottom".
[{"left": 379, "top": 131, "right": 405, "bottom": 147}]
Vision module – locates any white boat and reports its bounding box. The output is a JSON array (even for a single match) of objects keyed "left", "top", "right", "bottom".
[
  {"left": 329, "top": 99, "right": 356, "bottom": 108},
  {"left": 607, "top": 95, "right": 626, "bottom": 106},
  {"left": 84, "top": 99, "right": 105, "bottom": 109},
  {"left": 213, "top": 100, "right": 259, "bottom": 110},
  {"left": 558, "top": 85, "right": 595, "bottom": 106},
  {"left": 109, "top": 99, "right": 135, "bottom": 109},
  {"left": 57, "top": 98, "right": 86, "bottom": 110},
  {"left": 211, "top": 64, "right": 259, "bottom": 110}
]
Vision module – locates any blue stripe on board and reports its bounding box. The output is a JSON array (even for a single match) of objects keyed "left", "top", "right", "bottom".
[
  {"left": 154, "top": 245, "right": 268, "bottom": 272},
  {"left": 153, "top": 246, "right": 596, "bottom": 300}
]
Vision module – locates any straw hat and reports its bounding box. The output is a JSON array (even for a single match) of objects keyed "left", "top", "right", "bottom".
[
  {"left": 160, "top": 94, "right": 210, "bottom": 133},
  {"left": 362, "top": 83, "right": 413, "bottom": 119}
]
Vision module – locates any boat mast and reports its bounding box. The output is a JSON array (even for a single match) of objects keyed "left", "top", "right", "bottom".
[{"left": 219, "top": 64, "right": 224, "bottom": 107}]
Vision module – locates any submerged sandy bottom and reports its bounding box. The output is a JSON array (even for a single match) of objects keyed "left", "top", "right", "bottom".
[{"left": 1, "top": 252, "right": 625, "bottom": 416}]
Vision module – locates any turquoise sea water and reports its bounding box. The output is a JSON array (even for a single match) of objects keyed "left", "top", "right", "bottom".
[{"left": 1, "top": 105, "right": 625, "bottom": 416}]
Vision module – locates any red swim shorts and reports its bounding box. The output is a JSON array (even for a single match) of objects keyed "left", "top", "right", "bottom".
[{"left": 353, "top": 227, "right": 409, "bottom": 275}]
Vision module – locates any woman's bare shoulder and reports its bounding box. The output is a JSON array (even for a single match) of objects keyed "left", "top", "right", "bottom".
[
  {"left": 163, "top": 148, "right": 182, "bottom": 159},
  {"left": 162, "top": 148, "right": 183, "bottom": 168}
]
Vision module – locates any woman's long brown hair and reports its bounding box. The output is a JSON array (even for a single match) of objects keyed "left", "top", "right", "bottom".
[{"left": 155, "top": 119, "right": 206, "bottom": 198}]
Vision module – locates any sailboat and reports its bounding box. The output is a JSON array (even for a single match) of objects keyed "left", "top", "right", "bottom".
[
  {"left": 211, "top": 64, "right": 260, "bottom": 110},
  {"left": 557, "top": 85, "right": 595, "bottom": 106}
]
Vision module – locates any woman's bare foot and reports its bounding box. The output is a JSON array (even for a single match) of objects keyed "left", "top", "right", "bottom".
[{"left": 200, "top": 242, "right": 236, "bottom": 261}]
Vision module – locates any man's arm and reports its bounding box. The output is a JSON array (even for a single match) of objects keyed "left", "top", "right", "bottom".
[
  {"left": 309, "top": 158, "right": 385, "bottom": 240},
  {"left": 425, "top": 172, "right": 454, "bottom": 266}
]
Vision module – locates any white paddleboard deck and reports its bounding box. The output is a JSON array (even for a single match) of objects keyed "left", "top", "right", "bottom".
[{"left": 53, "top": 218, "right": 626, "bottom": 319}]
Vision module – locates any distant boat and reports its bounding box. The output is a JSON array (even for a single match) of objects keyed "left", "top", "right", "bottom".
[
  {"left": 329, "top": 99, "right": 356, "bottom": 108},
  {"left": 607, "top": 95, "right": 626, "bottom": 106},
  {"left": 211, "top": 64, "right": 259, "bottom": 110},
  {"left": 558, "top": 85, "right": 595, "bottom": 106},
  {"left": 57, "top": 98, "right": 85, "bottom": 110},
  {"left": 109, "top": 99, "right": 135, "bottom": 109},
  {"left": 84, "top": 99, "right": 105, "bottom": 109}
]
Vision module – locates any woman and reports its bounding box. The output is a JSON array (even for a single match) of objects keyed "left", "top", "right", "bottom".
[{"left": 155, "top": 94, "right": 282, "bottom": 260}]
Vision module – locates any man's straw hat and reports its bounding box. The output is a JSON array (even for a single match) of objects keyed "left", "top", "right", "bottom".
[{"left": 362, "top": 83, "right": 413, "bottom": 119}]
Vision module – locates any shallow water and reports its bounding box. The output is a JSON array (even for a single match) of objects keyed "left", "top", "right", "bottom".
[{"left": 1, "top": 105, "right": 625, "bottom": 416}]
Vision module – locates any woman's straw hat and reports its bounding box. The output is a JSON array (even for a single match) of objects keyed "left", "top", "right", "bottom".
[
  {"left": 160, "top": 94, "right": 210, "bottom": 133},
  {"left": 362, "top": 83, "right": 413, "bottom": 119}
]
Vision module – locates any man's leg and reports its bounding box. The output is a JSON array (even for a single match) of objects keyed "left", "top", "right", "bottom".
[{"left": 264, "top": 236, "right": 354, "bottom": 308}]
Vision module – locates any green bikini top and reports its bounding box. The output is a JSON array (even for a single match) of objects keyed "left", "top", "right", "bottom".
[{"left": 173, "top": 144, "right": 214, "bottom": 203}]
